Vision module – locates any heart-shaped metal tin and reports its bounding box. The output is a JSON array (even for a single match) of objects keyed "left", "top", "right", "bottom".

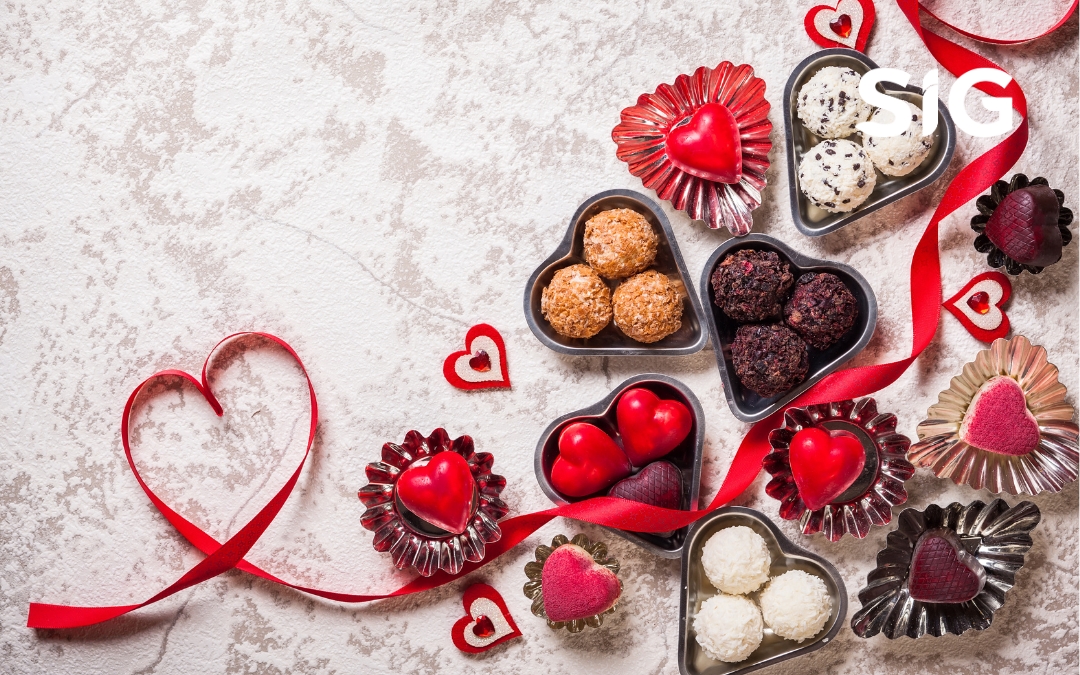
[
  {"left": 524, "top": 189, "right": 709, "bottom": 356},
  {"left": 699, "top": 233, "right": 877, "bottom": 423},
  {"left": 534, "top": 374, "right": 705, "bottom": 557},
  {"left": 784, "top": 48, "right": 956, "bottom": 237},
  {"left": 679, "top": 507, "right": 847, "bottom": 675}
]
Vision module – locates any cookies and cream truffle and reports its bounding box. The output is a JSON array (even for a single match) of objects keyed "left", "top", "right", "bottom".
[
  {"left": 796, "top": 66, "right": 873, "bottom": 139},
  {"left": 611, "top": 270, "right": 683, "bottom": 343},
  {"left": 541, "top": 264, "right": 612, "bottom": 339},
  {"left": 583, "top": 208, "right": 658, "bottom": 279},
  {"left": 798, "top": 139, "right": 875, "bottom": 212},
  {"left": 862, "top": 101, "right": 935, "bottom": 177}
]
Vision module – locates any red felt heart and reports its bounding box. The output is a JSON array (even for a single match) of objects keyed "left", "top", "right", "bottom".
[
  {"left": 443, "top": 323, "right": 510, "bottom": 390},
  {"left": 451, "top": 584, "right": 522, "bottom": 653},
  {"left": 789, "top": 427, "right": 866, "bottom": 511},
  {"left": 908, "top": 529, "right": 986, "bottom": 604},
  {"left": 397, "top": 451, "right": 477, "bottom": 534},
  {"left": 665, "top": 103, "right": 743, "bottom": 184},
  {"left": 986, "top": 185, "right": 1064, "bottom": 266},
  {"left": 550, "top": 423, "right": 632, "bottom": 498},
  {"left": 542, "top": 544, "right": 621, "bottom": 622},
  {"left": 943, "top": 271, "right": 1012, "bottom": 343},
  {"left": 960, "top": 376, "right": 1039, "bottom": 456},
  {"left": 616, "top": 388, "right": 693, "bottom": 466},
  {"left": 805, "top": 0, "right": 875, "bottom": 52}
]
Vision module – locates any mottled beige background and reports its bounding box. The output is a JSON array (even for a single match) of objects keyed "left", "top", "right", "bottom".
[{"left": 1, "top": 1, "right": 1076, "bottom": 674}]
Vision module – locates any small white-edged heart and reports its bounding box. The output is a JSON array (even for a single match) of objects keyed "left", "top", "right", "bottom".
[
  {"left": 450, "top": 583, "right": 522, "bottom": 653},
  {"left": 461, "top": 596, "right": 515, "bottom": 649},
  {"left": 950, "top": 278, "right": 1005, "bottom": 332},
  {"left": 812, "top": 0, "right": 865, "bottom": 48},
  {"left": 443, "top": 323, "right": 511, "bottom": 390},
  {"left": 452, "top": 335, "right": 503, "bottom": 384}
]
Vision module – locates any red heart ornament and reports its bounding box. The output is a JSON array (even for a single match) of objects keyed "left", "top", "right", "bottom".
[
  {"left": 443, "top": 323, "right": 510, "bottom": 390},
  {"left": 396, "top": 451, "right": 477, "bottom": 534},
  {"left": 960, "top": 376, "right": 1040, "bottom": 456},
  {"left": 550, "top": 423, "right": 632, "bottom": 497},
  {"left": 451, "top": 584, "right": 522, "bottom": 653},
  {"left": 908, "top": 529, "right": 986, "bottom": 604},
  {"left": 789, "top": 427, "right": 866, "bottom": 511},
  {"left": 943, "top": 271, "right": 1012, "bottom": 343},
  {"left": 616, "top": 388, "right": 693, "bottom": 466},
  {"left": 805, "top": 0, "right": 875, "bottom": 52},
  {"left": 542, "top": 544, "right": 621, "bottom": 622},
  {"left": 665, "top": 103, "right": 743, "bottom": 184}
]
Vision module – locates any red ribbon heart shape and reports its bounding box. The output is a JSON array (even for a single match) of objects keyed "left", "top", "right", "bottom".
[
  {"left": 443, "top": 323, "right": 511, "bottom": 390},
  {"left": 550, "top": 423, "right": 632, "bottom": 498},
  {"left": 616, "top": 388, "right": 693, "bottom": 466},
  {"left": 450, "top": 584, "right": 522, "bottom": 653},
  {"left": 665, "top": 103, "right": 743, "bottom": 184},
  {"left": 789, "top": 427, "right": 866, "bottom": 511},
  {"left": 397, "top": 451, "right": 478, "bottom": 534},
  {"left": 805, "top": 0, "right": 876, "bottom": 52}
]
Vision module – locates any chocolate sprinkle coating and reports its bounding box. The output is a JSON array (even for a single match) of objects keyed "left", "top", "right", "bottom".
[
  {"left": 783, "top": 273, "right": 859, "bottom": 350},
  {"left": 710, "top": 250, "right": 794, "bottom": 322},
  {"left": 731, "top": 324, "right": 808, "bottom": 398}
]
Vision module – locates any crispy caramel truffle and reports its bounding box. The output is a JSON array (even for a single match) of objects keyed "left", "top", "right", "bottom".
[
  {"left": 541, "top": 264, "right": 612, "bottom": 339},
  {"left": 783, "top": 273, "right": 858, "bottom": 350},
  {"left": 731, "top": 324, "right": 808, "bottom": 397},
  {"left": 612, "top": 270, "right": 683, "bottom": 344},
  {"left": 583, "top": 208, "right": 659, "bottom": 279},
  {"left": 711, "top": 250, "right": 794, "bottom": 322}
]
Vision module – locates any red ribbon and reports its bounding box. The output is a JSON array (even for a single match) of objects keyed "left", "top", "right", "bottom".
[{"left": 28, "top": 0, "right": 1076, "bottom": 630}]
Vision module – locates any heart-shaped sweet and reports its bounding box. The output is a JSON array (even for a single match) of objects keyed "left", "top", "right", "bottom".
[
  {"left": 789, "top": 427, "right": 866, "bottom": 511},
  {"left": 943, "top": 271, "right": 1012, "bottom": 343},
  {"left": 959, "top": 376, "right": 1040, "bottom": 456},
  {"left": 451, "top": 584, "right": 522, "bottom": 653},
  {"left": 542, "top": 544, "right": 621, "bottom": 622},
  {"left": 443, "top": 323, "right": 511, "bottom": 390},
  {"left": 608, "top": 461, "right": 682, "bottom": 510},
  {"left": 396, "top": 451, "right": 477, "bottom": 534},
  {"left": 985, "top": 185, "right": 1064, "bottom": 267},
  {"left": 908, "top": 529, "right": 986, "bottom": 604},
  {"left": 616, "top": 388, "right": 693, "bottom": 466},
  {"left": 665, "top": 103, "right": 743, "bottom": 184},
  {"left": 550, "top": 423, "right": 632, "bottom": 497},
  {"left": 804, "top": 0, "right": 875, "bottom": 52}
]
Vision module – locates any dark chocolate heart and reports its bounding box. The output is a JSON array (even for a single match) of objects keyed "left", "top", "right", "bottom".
[
  {"left": 985, "top": 185, "right": 1063, "bottom": 267},
  {"left": 608, "top": 461, "right": 682, "bottom": 509}
]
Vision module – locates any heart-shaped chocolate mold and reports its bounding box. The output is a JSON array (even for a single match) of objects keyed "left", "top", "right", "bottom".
[
  {"left": 534, "top": 374, "right": 705, "bottom": 558},
  {"left": 783, "top": 49, "right": 956, "bottom": 237},
  {"left": 524, "top": 189, "right": 708, "bottom": 356},
  {"left": 679, "top": 507, "right": 846, "bottom": 674},
  {"left": 699, "top": 233, "right": 877, "bottom": 423}
]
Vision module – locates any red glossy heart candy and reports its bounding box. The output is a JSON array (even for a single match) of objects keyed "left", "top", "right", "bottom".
[
  {"left": 542, "top": 544, "right": 621, "bottom": 622},
  {"left": 665, "top": 103, "right": 743, "bottom": 184},
  {"left": 551, "top": 423, "right": 632, "bottom": 498},
  {"left": 396, "top": 451, "right": 477, "bottom": 534},
  {"left": 616, "top": 388, "right": 693, "bottom": 466},
  {"left": 788, "top": 427, "right": 866, "bottom": 511}
]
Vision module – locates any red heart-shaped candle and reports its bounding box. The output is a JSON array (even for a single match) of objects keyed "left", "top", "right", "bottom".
[
  {"left": 960, "top": 376, "right": 1039, "bottom": 456},
  {"left": 908, "top": 529, "right": 986, "bottom": 604},
  {"left": 542, "top": 544, "right": 621, "bottom": 622},
  {"left": 986, "top": 185, "right": 1063, "bottom": 267},
  {"left": 551, "top": 423, "right": 632, "bottom": 498},
  {"left": 616, "top": 388, "right": 694, "bottom": 466},
  {"left": 396, "top": 451, "right": 477, "bottom": 534},
  {"left": 665, "top": 103, "right": 743, "bottom": 184},
  {"left": 789, "top": 427, "right": 866, "bottom": 511}
]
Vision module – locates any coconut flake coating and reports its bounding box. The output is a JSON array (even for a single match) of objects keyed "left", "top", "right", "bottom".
[
  {"left": 783, "top": 273, "right": 859, "bottom": 350},
  {"left": 731, "top": 324, "right": 809, "bottom": 397},
  {"left": 541, "top": 264, "right": 612, "bottom": 339},
  {"left": 799, "top": 139, "right": 875, "bottom": 213},
  {"left": 796, "top": 66, "right": 873, "bottom": 139},
  {"left": 701, "top": 525, "right": 772, "bottom": 595},
  {"left": 583, "top": 208, "right": 659, "bottom": 279},
  {"left": 710, "top": 249, "right": 794, "bottom": 322},
  {"left": 694, "top": 594, "right": 763, "bottom": 663},
  {"left": 863, "top": 101, "right": 935, "bottom": 177},
  {"left": 758, "top": 570, "right": 833, "bottom": 642},
  {"left": 612, "top": 270, "right": 683, "bottom": 343}
]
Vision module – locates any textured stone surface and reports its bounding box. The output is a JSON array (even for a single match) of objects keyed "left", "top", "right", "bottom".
[{"left": 0, "top": 0, "right": 1076, "bottom": 673}]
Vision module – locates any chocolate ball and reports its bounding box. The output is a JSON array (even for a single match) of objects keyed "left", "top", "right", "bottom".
[
  {"left": 783, "top": 273, "right": 859, "bottom": 350},
  {"left": 612, "top": 270, "right": 683, "bottom": 343},
  {"left": 711, "top": 250, "right": 794, "bottom": 322},
  {"left": 731, "top": 324, "right": 809, "bottom": 398},
  {"left": 541, "top": 264, "right": 612, "bottom": 339}
]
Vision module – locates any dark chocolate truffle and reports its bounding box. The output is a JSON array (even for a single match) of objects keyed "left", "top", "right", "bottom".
[
  {"left": 710, "top": 250, "right": 795, "bottom": 322},
  {"left": 731, "top": 324, "right": 808, "bottom": 398},
  {"left": 783, "top": 273, "right": 859, "bottom": 350}
]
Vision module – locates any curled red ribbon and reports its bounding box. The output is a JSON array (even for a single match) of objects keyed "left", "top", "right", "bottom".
[{"left": 28, "top": 0, "right": 1076, "bottom": 630}]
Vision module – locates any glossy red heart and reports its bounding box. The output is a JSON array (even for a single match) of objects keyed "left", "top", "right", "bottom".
[
  {"left": 542, "top": 544, "right": 621, "bottom": 622},
  {"left": 960, "top": 376, "right": 1039, "bottom": 456},
  {"left": 450, "top": 583, "right": 522, "bottom": 653},
  {"left": 616, "top": 388, "right": 693, "bottom": 466},
  {"left": 789, "top": 427, "right": 866, "bottom": 511},
  {"left": 550, "top": 423, "right": 631, "bottom": 498},
  {"left": 396, "top": 451, "right": 476, "bottom": 534},
  {"left": 804, "top": 0, "right": 875, "bottom": 52},
  {"left": 908, "top": 529, "right": 986, "bottom": 604},
  {"left": 665, "top": 103, "right": 743, "bottom": 184},
  {"left": 943, "top": 271, "right": 1011, "bottom": 343}
]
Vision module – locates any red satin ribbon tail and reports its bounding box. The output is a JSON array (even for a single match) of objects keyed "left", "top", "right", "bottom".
[{"left": 28, "top": 603, "right": 142, "bottom": 630}]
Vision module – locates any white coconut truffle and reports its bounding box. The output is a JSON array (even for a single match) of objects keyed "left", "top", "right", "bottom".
[
  {"left": 796, "top": 66, "right": 873, "bottom": 139},
  {"left": 798, "top": 139, "right": 876, "bottom": 212},
  {"left": 700, "top": 525, "right": 772, "bottom": 595},
  {"left": 693, "top": 594, "right": 763, "bottom": 663},
  {"left": 862, "top": 101, "right": 935, "bottom": 177},
  {"left": 758, "top": 570, "right": 833, "bottom": 642}
]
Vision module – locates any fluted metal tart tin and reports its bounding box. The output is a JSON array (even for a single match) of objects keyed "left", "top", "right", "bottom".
[
  {"left": 784, "top": 48, "right": 957, "bottom": 237},
  {"left": 679, "top": 507, "right": 847, "bottom": 675},
  {"left": 534, "top": 373, "right": 705, "bottom": 558},
  {"left": 698, "top": 233, "right": 878, "bottom": 423},
  {"left": 524, "top": 189, "right": 709, "bottom": 356}
]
